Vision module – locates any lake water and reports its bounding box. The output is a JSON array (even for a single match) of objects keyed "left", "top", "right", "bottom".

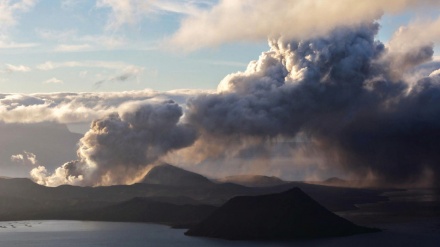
[{"left": 0, "top": 220, "right": 439, "bottom": 247}]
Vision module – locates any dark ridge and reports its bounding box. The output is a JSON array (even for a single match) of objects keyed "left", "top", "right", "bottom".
[
  {"left": 0, "top": 173, "right": 388, "bottom": 226},
  {"left": 0, "top": 177, "right": 46, "bottom": 196},
  {"left": 141, "top": 163, "right": 214, "bottom": 187},
  {"left": 185, "top": 188, "right": 378, "bottom": 240},
  {"left": 324, "top": 177, "right": 347, "bottom": 184},
  {"left": 216, "top": 175, "right": 287, "bottom": 187}
]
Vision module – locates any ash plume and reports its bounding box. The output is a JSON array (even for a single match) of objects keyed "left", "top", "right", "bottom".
[
  {"left": 183, "top": 22, "right": 440, "bottom": 186},
  {"left": 28, "top": 17, "right": 440, "bottom": 187},
  {"left": 32, "top": 100, "right": 197, "bottom": 186}
]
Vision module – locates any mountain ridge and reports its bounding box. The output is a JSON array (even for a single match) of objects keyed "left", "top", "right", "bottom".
[
  {"left": 186, "top": 187, "right": 378, "bottom": 240},
  {"left": 141, "top": 163, "right": 215, "bottom": 187},
  {"left": 216, "top": 174, "right": 287, "bottom": 187}
]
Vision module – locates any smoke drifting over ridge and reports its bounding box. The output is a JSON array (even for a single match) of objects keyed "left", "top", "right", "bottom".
[
  {"left": 32, "top": 101, "right": 197, "bottom": 186},
  {"left": 30, "top": 21, "right": 440, "bottom": 186}
]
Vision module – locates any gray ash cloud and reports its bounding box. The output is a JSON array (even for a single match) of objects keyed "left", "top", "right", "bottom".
[
  {"left": 30, "top": 22, "right": 440, "bottom": 187},
  {"left": 184, "top": 23, "right": 440, "bottom": 186},
  {"left": 32, "top": 100, "right": 197, "bottom": 186}
]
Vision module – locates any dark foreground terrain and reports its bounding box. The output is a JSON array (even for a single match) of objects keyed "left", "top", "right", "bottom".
[
  {"left": 186, "top": 188, "right": 377, "bottom": 240},
  {"left": 0, "top": 164, "right": 391, "bottom": 239}
]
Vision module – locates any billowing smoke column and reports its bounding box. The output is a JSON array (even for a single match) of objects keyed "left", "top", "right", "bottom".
[
  {"left": 185, "top": 22, "right": 440, "bottom": 186},
  {"left": 190, "top": 24, "right": 385, "bottom": 137},
  {"left": 32, "top": 100, "right": 197, "bottom": 186},
  {"left": 31, "top": 22, "right": 440, "bottom": 187}
]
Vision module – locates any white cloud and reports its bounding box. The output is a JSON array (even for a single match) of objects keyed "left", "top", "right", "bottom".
[
  {"left": 0, "top": 0, "right": 38, "bottom": 49},
  {"left": 4, "top": 64, "right": 31, "bottom": 72},
  {"left": 11, "top": 151, "right": 38, "bottom": 166},
  {"left": 150, "top": 0, "right": 209, "bottom": 16},
  {"left": 31, "top": 165, "right": 84, "bottom": 187},
  {"left": 37, "top": 28, "right": 126, "bottom": 50},
  {"left": 430, "top": 69, "right": 440, "bottom": 77},
  {"left": 96, "top": 0, "right": 210, "bottom": 30},
  {"left": 61, "top": 0, "right": 84, "bottom": 9},
  {"left": 377, "top": 16, "right": 440, "bottom": 80},
  {"left": 79, "top": 34, "right": 126, "bottom": 49},
  {"left": 43, "top": 77, "right": 63, "bottom": 84},
  {"left": 36, "top": 61, "right": 54, "bottom": 70},
  {"left": 0, "top": 94, "right": 45, "bottom": 108},
  {"left": 0, "top": 0, "right": 37, "bottom": 28},
  {"left": 168, "top": 0, "right": 440, "bottom": 51},
  {"left": 0, "top": 40, "right": 38, "bottom": 49},
  {"left": 388, "top": 17, "right": 440, "bottom": 52},
  {"left": 79, "top": 70, "right": 88, "bottom": 77},
  {"left": 36, "top": 29, "right": 78, "bottom": 42},
  {"left": 36, "top": 60, "right": 140, "bottom": 71},
  {"left": 96, "top": 0, "right": 145, "bottom": 30},
  {"left": 0, "top": 89, "right": 209, "bottom": 124},
  {"left": 55, "top": 44, "right": 92, "bottom": 52}
]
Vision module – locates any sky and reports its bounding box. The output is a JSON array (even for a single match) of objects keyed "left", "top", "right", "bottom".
[
  {"left": 0, "top": 0, "right": 438, "bottom": 94},
  {"left": 0, "top": 0, "right": 267, "bottom": 93},
  {"left": 2, "top": 0, "right": 440, "bottom": 186}
]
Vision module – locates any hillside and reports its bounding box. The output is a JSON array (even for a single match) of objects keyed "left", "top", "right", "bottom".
[
  {"left": 186, "top": 188, "right": 378, "bottom": 240},
  {"left": 0, "top": 169, "right": 388, "bottom": 226},
  {"left": 216, "top": 175, "right": 287, "bottom": 187},
  {"left": 141, "top": 163, "right": 215, "bottom": 187}
]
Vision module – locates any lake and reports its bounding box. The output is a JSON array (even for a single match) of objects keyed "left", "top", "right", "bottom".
[{"left": 0, "top": 220, "right": 439, "bottom": 247}]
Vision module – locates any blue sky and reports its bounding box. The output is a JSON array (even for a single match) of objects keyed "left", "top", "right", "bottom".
[
  {"left": 0, "top": 0, "right": 439, "bottom": 94},
  {"left": 0, "top": 0, "right": 267, "bottom": 93}
]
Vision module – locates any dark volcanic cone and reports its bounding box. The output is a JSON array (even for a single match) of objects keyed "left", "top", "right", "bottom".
[
  {"left": 185, "top": 187, "right": 378, "bottom": 240},
  {"left": 141, "top": 163, "right": 214, "bottom": 187}
]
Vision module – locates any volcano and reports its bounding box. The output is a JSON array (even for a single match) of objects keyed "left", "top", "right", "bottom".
[
  {"left": 185, "top": 187, "right": 378, "bottom": 240},
  {"left": 141, "top": 163, "right": 214, "bottom": 187}
]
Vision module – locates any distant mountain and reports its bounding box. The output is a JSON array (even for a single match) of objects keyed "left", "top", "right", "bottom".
[
  {"left": 141, "top": 164, "right": 215, "bottom": 187},
  {"left": 185, "top": 188, "right": 378, "bottom": 240},
  {"left": 306, "top": 177, "right": 378, "bottom": 188},
  {"left": 216, "top": 175, "right": 287, "bottom": 187},
  {"left": 0, "top": 122, "right": 81, "bottom": 177},
  {"left": 0, "top": 172, "right": 388, "bottom": 226},
  {"left": 324, "top": 177, "right": 346, "bottom": 183},
  {"left": 0, "top": 177, "right": 46, "bottom": 196},
  {"left": 322, "top": 177, "right": 348, "bottom": 186}
]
